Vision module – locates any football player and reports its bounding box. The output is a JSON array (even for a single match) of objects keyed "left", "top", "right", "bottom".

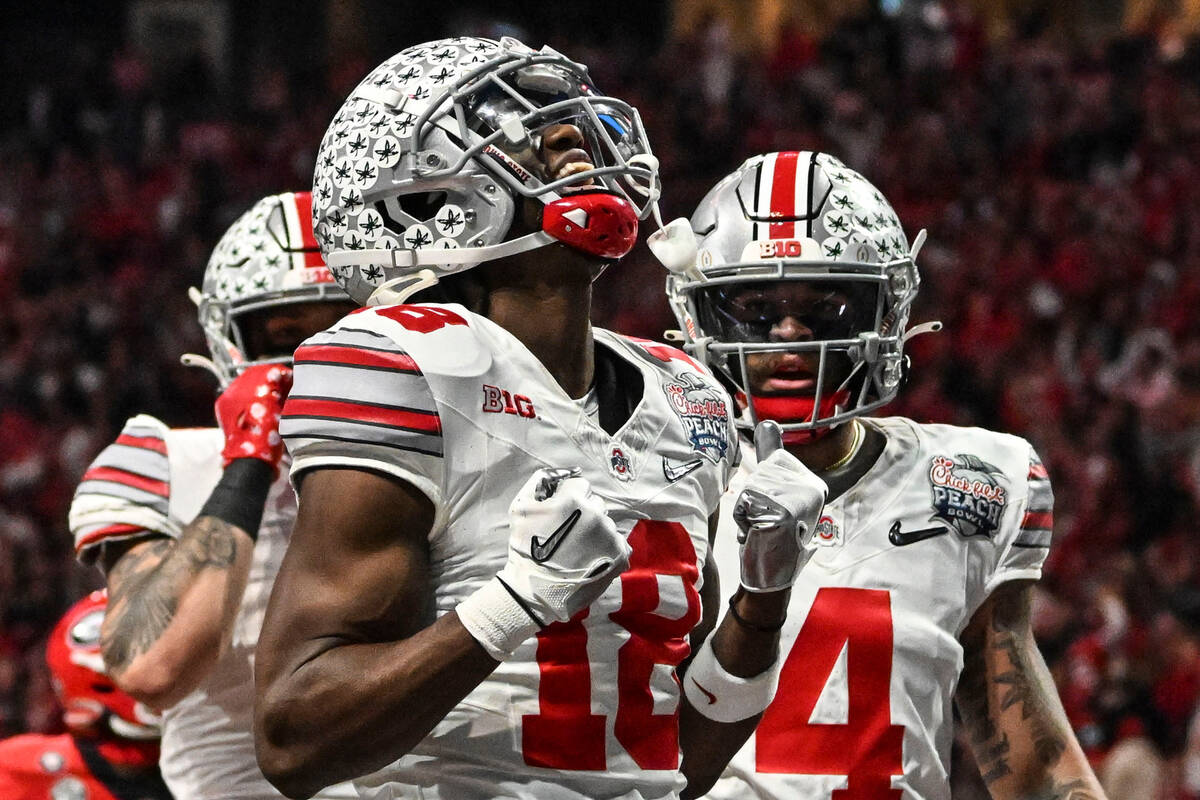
[
  {"left": 664, "top": 151, "right": 1108, "bottom": 800},
  {"left": 0, "top": 591, "right": 171, "bottom": 800},
  {"left": 69, "top": 192, "right": 357, "bottom": 799},
  {"left": 253, "top": 36, "right": 824, "bottom": 800}
]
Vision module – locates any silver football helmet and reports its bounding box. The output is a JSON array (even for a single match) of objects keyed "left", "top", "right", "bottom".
[
  {"left": 312, "top": 36, "right": 662, "bottom": 306},
  {"left": 187, "top": 191, "right": 348, "bottom": 386},
  {"left": 666, "top": 151, "right": 937, "bottom": 437}
]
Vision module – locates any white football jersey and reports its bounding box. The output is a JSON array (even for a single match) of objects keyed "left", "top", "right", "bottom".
[
  {"left": 281, "top": 303, "right": 740, "bottom": 799},
  {"left": 69, "top": 415, "right": 356, "bottom": 800},
  {"left": 706, "top": 416, "right": 1053, "bottom": 800}
]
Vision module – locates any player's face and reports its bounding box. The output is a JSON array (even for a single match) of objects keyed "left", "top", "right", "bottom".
[
  {"left": 239, "top": 300, "right": 357, "bottom": 361},
  {"left": 465, "top": 68, "right": 602, "bottom": 189},
  {"left": 704, "top": 281, "right": 874, "bottom": 396},
  {"left": 529, "top": 122, "right": 596, "bottom": 186}
]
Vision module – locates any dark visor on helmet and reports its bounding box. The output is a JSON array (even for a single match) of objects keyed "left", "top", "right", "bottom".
[
  {"left": 463, "top": 66, "right": 644, "bottom": 171},
  {"left": 698, "top": 279, "right": 880, "bottom": 344}
]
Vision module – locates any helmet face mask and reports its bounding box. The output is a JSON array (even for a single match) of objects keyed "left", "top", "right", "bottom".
[
  {"left": 46, "top": 591, "right": 161, "bottom": 740},
  {"left": 195, "top": 191, "right": 351, "bottom": 386},
  {"left": 667, "top": 151, "right": 923, "bottom": 437},
  {"left": 314, "top": 36, "right": 661, "bottom": 306}
]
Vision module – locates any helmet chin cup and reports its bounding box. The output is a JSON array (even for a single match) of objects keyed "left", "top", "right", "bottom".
[
  {"left": 542, "top": 192, "right": 638, "bottom": 260},
  {"left": 743, "top": 391, "right": 851, "bottom": 444}
]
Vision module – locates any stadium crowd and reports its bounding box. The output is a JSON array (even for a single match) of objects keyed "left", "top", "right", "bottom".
[{"left": 2, "top": 3, "right": 1200, "bottom": 796}]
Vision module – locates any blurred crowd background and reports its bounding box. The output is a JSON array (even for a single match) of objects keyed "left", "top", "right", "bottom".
[{"left": 3, "top": 0, "right": 1200, "bottom": 796}]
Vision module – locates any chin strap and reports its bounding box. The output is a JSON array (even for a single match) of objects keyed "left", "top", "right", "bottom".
[
  {"left": 328, "top": 230, "right": 556, "bottom": 272},
  {"left": 330, "top": 193, "right": 640, "bottom": 282},
  {"left": 903, "top": 320, "right": 944, "bottom": 342},
  {"left": 179, "top": 353, "right": 225, "bottom": 386},
  {"left": 647, "top": 211, "right": 702, "bottom": 280},
  {"left": 182, "top": 287, "right": 235, "bottom": 389},
  {"left": 367, "top": 268, "right": 440, "bottom": 306}
]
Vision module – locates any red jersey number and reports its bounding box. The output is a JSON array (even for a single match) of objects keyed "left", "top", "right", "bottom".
[
  {"left": 523, "top": 520, "right": 702, "bottom": 770},
  {"left": 373, "top": 305, "right": 467, "bottom": 333},
  {"left": 755, "top": 587, "right": 905, "bottom": 799}
]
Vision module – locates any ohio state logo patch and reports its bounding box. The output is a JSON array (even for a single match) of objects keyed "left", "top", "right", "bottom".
[
  {"left": 663, "top": 373, "right": 730, "bottom": 463},
  {"left": 610, "top": 446, "right": 633, "bottom": 481},
  {"left": 813, "top": 515, "right": 842, "bottom": 547},
  {"left": 928, "top": 454, "right": 1008, "bottom": 539}
]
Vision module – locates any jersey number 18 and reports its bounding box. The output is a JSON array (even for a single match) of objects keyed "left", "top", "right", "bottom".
[{"left": 523, "top": 520, "right": 701, "bottom": 770}]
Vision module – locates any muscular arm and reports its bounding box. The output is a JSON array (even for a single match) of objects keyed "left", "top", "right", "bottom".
[
  {"left": 254, "top": 467, "right": 500, "bottom": 799},
  {"left": 99, "top": 516, "right": 254, "bottom": 709},
  {"left": 679, "top": 512, "right": 788, "bottom": 799},
  {"left": 955, "top": 581, "right": 1108, "bottom": 800}
]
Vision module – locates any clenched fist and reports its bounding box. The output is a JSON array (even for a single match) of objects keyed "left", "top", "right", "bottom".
[
  {"left": 733, "top": 421, "right": 828, "bottom": 592},
  {"left": 215, "top": 364, "right": 293, "bottom": 475},
  {"left": 497, "top": 468, "right": 631, "bottom": 626}
]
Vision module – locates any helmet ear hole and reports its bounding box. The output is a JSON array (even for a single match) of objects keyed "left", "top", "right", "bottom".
[{"left": 395, "top": 192, "right": 448, "bottom": 223}]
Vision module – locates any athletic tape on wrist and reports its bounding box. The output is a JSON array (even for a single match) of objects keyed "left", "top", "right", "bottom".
[
  {"left": 683, "top": 636, "right": 781, "bottom": 723},
  {"left": 455, "top": 577, "right": 542, "bottom": 662}
]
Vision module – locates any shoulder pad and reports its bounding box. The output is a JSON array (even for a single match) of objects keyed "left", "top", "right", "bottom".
[
  {"left": 616, "top": 333, "right": 709, "bottom": 375},
  {"left": 328, "top": 303, "right": 492, "bottom": 378}
]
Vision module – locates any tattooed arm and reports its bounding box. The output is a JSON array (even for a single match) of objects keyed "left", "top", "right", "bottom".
[
  {"left": 956, "top": 580, "right": 1108, "bottom": 800},
  {"left": 98, "top": 516, "right": 255, "bottom": 709}
]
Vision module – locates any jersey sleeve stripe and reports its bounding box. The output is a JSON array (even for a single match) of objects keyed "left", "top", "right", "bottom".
[
  {"left": 1027, "top": 462, "right": 1049, "bottom": 480},
  {"left": 289, "top": 363, "right": 435, "bottom": 412},
  {"left": 1014, "top": 528, "right": 1052, "bottom": 548},
  {"left": 281, "top": 417, "right": 442, "bottom": 454},
  {"left": 305, "top": 325, "right": 393, "bottom": 347},
  {"left": 283, "top": 397, "right": 441, "bottom": 434},
  {"left": 1020, "top": 510, "right": 1053, "bottom": 531},
  {"left": 284, "top": 430, "right": 443, "bottom": 458},
  {"left": 74, "top": 478, "right": 171, "bottom": 514},
  {"left": 79, "top": 466, "right": 169, "bottom": 497},
  {"left": 1027, "top": 480, "right": 1053, "bottom": 512},
  {"left": 89, "top": 445, "right": 169, "bottom": 484},
  {"left": 294, "top": 343, "right": 420, "bottom": 373},
  {"left": 114, "top": 433, "right": 168, "bottom": 455},
  {"left": 75, "top": 523, "right": 148, "bottom": 550}
]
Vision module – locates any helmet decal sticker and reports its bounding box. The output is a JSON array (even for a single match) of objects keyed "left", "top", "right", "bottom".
[{"left": 311, "top": 35, "right": 660, "bottom": 305}]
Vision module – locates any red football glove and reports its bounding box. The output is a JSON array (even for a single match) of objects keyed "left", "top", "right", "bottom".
[{"left": 215, "top": 364, "right": 293, "bottom": 475}]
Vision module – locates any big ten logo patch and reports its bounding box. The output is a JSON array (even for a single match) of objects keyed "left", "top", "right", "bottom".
[
  {"left": 482, "top": 384, "right": 536, "bottom": 419},
  {"left": 928, "top": 454, "right": 1008, "bottom": 539}
]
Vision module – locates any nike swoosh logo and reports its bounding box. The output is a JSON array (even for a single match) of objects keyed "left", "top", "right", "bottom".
[
  {"left": 691, "top": 677, "right": 717, "bottom": 705},
  {"left": 889, "top": 520, "right": 949, "bottom": 547},
  {"left": 662, "top": 456, "right": 704, "bottom": 483},
  {"left": 530, "top": 509, "right": 582, "bottom": 563}
]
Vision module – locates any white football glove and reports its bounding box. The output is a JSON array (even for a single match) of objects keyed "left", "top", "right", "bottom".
[
  {"left": 457, "top": 467, "right": 630, "bottom": 660},
  {"left": 498, "top": 468, "right": 630, "bottom": 624},
  {"left": 732, "top": 421, "right": 828, "bottom": 592}
]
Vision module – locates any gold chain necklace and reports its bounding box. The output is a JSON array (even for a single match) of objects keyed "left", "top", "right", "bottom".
[{"left": 823, "top": 420, "right": 863, "bottom": 472}]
